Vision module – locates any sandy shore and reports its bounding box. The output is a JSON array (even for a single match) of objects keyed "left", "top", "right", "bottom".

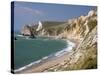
[{"left": 15, "top": 39, "right": 80, "bottom": 74}]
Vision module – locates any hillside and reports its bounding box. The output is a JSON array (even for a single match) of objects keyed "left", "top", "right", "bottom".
[{"left": 44, "top": 10, "right": 97, "bottom": 71}]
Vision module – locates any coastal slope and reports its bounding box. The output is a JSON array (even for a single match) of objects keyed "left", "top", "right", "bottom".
[{"left": 44, "top": 10, "right": 97, "bottom": 71}]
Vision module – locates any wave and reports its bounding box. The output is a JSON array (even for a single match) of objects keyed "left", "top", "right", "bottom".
[
  {"left": 14, "top": 40, "right": 75, "bottom": 73},
  {"left": 16, "top": 34, "right": 24, "bottom": 37},
  {"left": 14, "top": 59, "right": 42, "bottom": 73},
  {"left": 42, "top": 56, "right": 49, "bottom": 60},
  {"left": 55, "top": 40, "right": 75, "bottom": 57}
]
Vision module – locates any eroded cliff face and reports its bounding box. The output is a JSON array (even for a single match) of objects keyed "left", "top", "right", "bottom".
[
  {"left": 21, "top": 10, "right": 97, "bottom": 40},
  {"left": 43, "top": 10, "right": 97, "bottom": 71},
  {"left": 46, "top": 26, "right": 97, "bottom": 71},
  {"left": 21, "top": 25, "right": 31, "bottom": 36},
  {"left": 30, "top": 10, "right": 97, "bottom": 41},
  {"left": 21, "top": 25, "right": 35, "bottom": 38},
  {"left": 57, "top": 10, "right": 97, "bottom": 40}
]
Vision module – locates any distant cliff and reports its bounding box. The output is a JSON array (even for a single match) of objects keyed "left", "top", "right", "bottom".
[
  {"left": 21, "top": 21, "right": 66, "bottom": 37},
  {"left": 21, "top": 25, "right": 35, "bottom": 38},
  {"left": 21, "top": 10, "right": 97, "bottom": 39}
]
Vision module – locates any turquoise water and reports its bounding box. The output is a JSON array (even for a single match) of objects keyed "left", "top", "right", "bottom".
[{"left": 14, "top": 35, "right": 67, "bottom": 70}]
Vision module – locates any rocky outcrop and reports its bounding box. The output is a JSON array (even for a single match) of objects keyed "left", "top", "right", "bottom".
[
  {"left": 14, "top": 37, "right": 17, "bottom": 40},
  {"left": 21, "top": 25, "right": 35, "bottom": 38}
]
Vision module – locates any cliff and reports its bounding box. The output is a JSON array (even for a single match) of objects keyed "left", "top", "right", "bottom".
[
  {"left": 57, "top": 10, "right": 97, "bottom": 40},
  {"left": 21, "top": 10, "right": 97, "bottom": 39},
  {"left": 21, "top": 21, "right": 66, "bottom": 37},
  {"left": 21, "top": 9, "right": 97, "bottom": 71},
  {"left": 21, "top": 25, "right": 35, "bottom": 38},
  {"left": 43, "top": 10, "right": 97, "bottom": 71},
  {"left": 46, "top": 25, "right": 97, "bottom": 71}
]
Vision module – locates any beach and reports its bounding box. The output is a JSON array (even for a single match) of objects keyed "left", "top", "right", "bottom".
[{"left": 15, "top": 39, "right": 79, "bottom": 74}]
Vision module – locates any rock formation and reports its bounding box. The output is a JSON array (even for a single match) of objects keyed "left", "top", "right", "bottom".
[
  {"left": 14, "top": 37, "right": 17, "bottom": 40},
  {"left": 21, "top": 25, "right": 35, "bottom": 38},
  {"left": 36, "top": 21, "right": 43, "bottom": 31}
]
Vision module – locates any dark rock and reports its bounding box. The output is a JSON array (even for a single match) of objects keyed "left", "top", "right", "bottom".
[{"left": 14, "top": 37, "right": 17, "bottom": 40}]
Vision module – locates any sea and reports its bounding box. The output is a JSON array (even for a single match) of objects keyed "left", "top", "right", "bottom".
[{"left": 14, "top": 34, "right": 75, "bottom": 72}]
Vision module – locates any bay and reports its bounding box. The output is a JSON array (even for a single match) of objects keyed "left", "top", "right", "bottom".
[{"left": 14, "top": 35, "right": 67, "bottom": 70}]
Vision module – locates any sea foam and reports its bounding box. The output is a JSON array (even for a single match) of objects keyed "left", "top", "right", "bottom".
[{"left": 55, "top": 40, "right": 75, "bottom": 57}]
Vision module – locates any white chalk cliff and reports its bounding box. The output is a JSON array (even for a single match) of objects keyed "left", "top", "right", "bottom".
[{"left": 36, "top": 21, "right": 43, "bottom": 31}]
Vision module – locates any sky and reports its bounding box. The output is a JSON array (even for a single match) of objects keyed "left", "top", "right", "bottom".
[{"left": 13, "top": 1, "right": 96, "bottom": 31}]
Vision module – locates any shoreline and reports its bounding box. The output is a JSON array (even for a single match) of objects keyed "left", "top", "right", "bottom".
[{"left": 14, "top": 39, "right": 78, "bottom": 74}]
